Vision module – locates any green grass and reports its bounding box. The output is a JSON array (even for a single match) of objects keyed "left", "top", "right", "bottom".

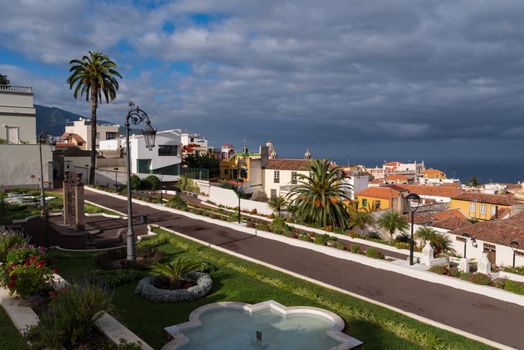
[
  {"left": 0, "top": 308, "right": 29, "bottom": 350},
  {"left": 84, "top": 203, "right": 121, "bottom": 217},
  {"left": 52, "top": 230, "right": 494, "bottom": 350}
]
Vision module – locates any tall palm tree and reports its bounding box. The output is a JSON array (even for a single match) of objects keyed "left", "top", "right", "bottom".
[
  {"left": 67, "top": 51, "right": 122, "bottom": 184},
  {"left": 287, "top": 159, "right": 352, "bottom": 228},
  {"left": 377, "top": 210, "right": 409, "bottom": 243},
  {"left": 349, "top": 206, "right": 376, "bottom": 235},
  {"left": 268, "top": 196, "right": 287, "bottom": 217},
  {"left": 0, "top": 73, "right": 9, "bottom": 86}
]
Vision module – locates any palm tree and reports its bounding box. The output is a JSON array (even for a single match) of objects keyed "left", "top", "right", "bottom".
[
  {"left": 268, "top": 196, "right": 287, "bottom": 217},
  {"left": 0, "top": 73, "right": 9, "bottom": 86},
  {"left": 287, "top": 160, "right": 352, "bottom": 228},
  {"left": 377, "top": 210, "right": 409, "bottom": 243},
  {"left": 415, "top": 227, "right": 454, "bottom": 255},
  {"left": 415, "top": 226, "right": 437, "bottom": 246},
  {"left": 348, "top": 206, "right": 376, "bottom": 235},
  {"left": 67, "top": 51, "right": 122, "bottom": 184},
  {"left": 153, "top": 257, "right": 201, "bottom": 290}
]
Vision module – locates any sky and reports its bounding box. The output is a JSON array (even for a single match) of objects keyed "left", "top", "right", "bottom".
[{"left": 1, "top": 0, "right": 524, "bottom": 166}]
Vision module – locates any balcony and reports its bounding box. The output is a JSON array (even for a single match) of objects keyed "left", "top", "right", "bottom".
[{"left": 0, "top": 85, "right": 33, "bottom": 94}]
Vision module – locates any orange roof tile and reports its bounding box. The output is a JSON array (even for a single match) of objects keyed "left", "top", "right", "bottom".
[
  {"left": 451, "top": 192, "right": 519, "bottom": 206},
  {"left": 450, "top": 213, "right": 524, "bottom": 246},
  {"left": 423, "top": 168, "right": 445, "bottom": 175},
  {"left": 356, "top": 187, "right": 404, "bottom": 200},
  {"left": 386, "top": 174, "right": 410, "bottom": 181},
  {"left": 265, "top": 159, "right": 311, "bottom": 170},
  {"left": 395, "top": 184, "right": 462, "bottom": 198}
]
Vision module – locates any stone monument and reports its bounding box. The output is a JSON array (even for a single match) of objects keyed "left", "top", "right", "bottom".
[
  {"left": 477, "top": 252, "right": 492, "bottom": 275},
  {"left": 458, "top": 258, "right": 470, "bottom": 273},
  {"left": 63, "top": 171, "right": 85, "bottom": 231}
]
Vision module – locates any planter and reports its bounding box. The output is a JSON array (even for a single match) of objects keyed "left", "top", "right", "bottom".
[{"left": 135, "top": 272, "right": 212, "bottom": 303}]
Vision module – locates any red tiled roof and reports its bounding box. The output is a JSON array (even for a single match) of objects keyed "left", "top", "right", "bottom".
[
  {"left": 450, "top": 213, "right": 524, "bottom": 247},
  {"left": 385, "top": 174, "right": 409, "bottom": 181},
  {"left": 384, "top": 161, "right": 399, "bottom": 166},
  {"left": 409, "top": 209, "right": 469, "bottom": 230},
  {"left": 395, "top": 184, "right": 462, "bottom": 198},
  {"left": 356, "top": 187, "right": 403, "bottom": 200},
  {"left": 451, "top": 192, "right": 519, "bottom": 206},
  {"left": 423, "top": 168, "right": 445, "bottom": 175},
  {"left": 265, "top": 159, "right": 311, "bottom": 170},
  {"left": 60, "top": 132, "right": 85, "bottom": 144},
  {"left": 491, "top": 207, "right": 511, "bottom": 220}
]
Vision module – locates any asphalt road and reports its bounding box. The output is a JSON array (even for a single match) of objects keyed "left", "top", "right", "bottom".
[{"left": 85, "top": 189, "right": 524, "bottom": 349}]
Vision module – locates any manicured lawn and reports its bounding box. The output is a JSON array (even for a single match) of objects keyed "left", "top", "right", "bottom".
[
  {"left": 0, "top": 308, "right": 28, "bottom": 350},
  {"left": 52, "top": 230, "right": 494, "bottom": 350}
]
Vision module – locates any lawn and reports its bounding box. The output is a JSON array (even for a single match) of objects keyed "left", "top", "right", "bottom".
[
  {"left": 0, "top": 308, "right": 29, "bottom": 350},
  {"left": 52, "top": 229, "right": 494, "bottom": 350}
]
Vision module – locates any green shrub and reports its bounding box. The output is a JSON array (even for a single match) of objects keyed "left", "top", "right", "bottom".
[
  {"left": 314, "top": 234, "right": 330, "bottom": 245},
  {"left": 347, "top": 231, "right": 360, "bottom": 238},
  {"left": 6, "top": 245, "right": 40, "bottom": 265},
  {"left": 335, "top": 242, "right": 346, "bottom": 250},
  {"left": 167, "top": 196, "right": 187, "bottom": 209},
  {"left": 195, "top": 261, "right": 218, "bottom": 273},
  {"left": 492, "top": 278, "right": 507, "bottom": 289},
  {"left": 144, "top": 175, "right": 161, "bottom": 190},
  {"left": 503, "top": 280, "right": 524, "bottom": 295},
  {"left": 5, "top": 256, "right": 54, "bottom": 298},
  {"left": 246, "top": 221, "right": 256, "bottom": 228},
  {"left": 350, "top": 245, "right": 362, "bottom": 254},
  {"left": 130, "top": 175, "right": 142, "bottom": 190},
  {"left": 394, "top": 242, "right": 410, "bottom": 250},
  {"left": 394, "top": 233, "right": 410, "bottom": 243},
  {"left": 503, "top": 266, "right": 524, "bottom": 276},
  {"left": 0, "top": 231, "right": 29, "bottom": 261},
  {"left": 365, "top": 248, "right": 385, "bottom": 259},
  {"left": 299, "top": 234, "right": 311, "bottom": 242},
  {"left": 118, "top": 339, "right": 143, "bottom": 350},
  {"left": 428, "top": 265, "right": 449, "bottom": 275},
  {"left": 271, "top": 216, "right": 288, "bottom": 233},
  {"left": 27, "top": 281, "right": 112, "bottom": 349},
  {"left": 469, "top": 272, "right": 492, "bottom": 286}
]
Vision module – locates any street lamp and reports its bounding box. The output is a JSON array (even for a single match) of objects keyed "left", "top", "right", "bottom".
[
  {"left": 461, "top": 232, "right": 477, "bottom": 259},
  {"left": 125, "top": 102, "right": 157, "bottom": 261},
  {"left": 511, "top": 240, "right": 520, "bottom": 268},
  {"left": 406, "top": 192, "right": 421, "bottom": 265},
  {"left": 159, "top": 173, "right": 164, "bottom": 205},
  {"left": 38, "top": 132, "right": 47, "bottom": 208},
  {"left": 236, "top": 178, "right": 244, "bottom": 223}
]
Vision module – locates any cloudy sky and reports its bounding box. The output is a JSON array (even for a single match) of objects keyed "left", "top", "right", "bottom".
[{"left": 1, "top": 0, "right": 524, "bottom": 164}]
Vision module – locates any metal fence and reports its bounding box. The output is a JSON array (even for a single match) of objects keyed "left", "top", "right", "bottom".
[{"left": 181, "top": 167, "right": 211, "bottom": 180}]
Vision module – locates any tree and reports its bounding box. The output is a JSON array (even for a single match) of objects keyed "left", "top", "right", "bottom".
[
  {"left": 0, "top": 73, "right": 9, "bottom": 86},
  {"left": 415, "top": 227, "right": 454, "bottom": 256},
  {"left": 67, "top": 51, "right": 122, "bottom": 184},
  {"left": 268, "top": 196, "right": 287, "bottom": 217},
  {"left": 349, "top": 206, "right": 376, "bottom": 235},
  {"left": 287, "top": 159, "right": 353, "bottom": 228},
  {"left": 153, "top": 257, "right": 201, "bottom": 290},
  {"left": 468, "top": 176, "right": 480, "bottom": 187},
  {"left": 377, "top": 210, "right": 409, "bottom": 243}
]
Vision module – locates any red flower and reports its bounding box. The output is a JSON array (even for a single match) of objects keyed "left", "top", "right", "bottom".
[
  {"left": 48, "top": 291, "right": 57, "bottom": 298},
  {"left": 7, "top": 281, "right": 15, "bottom": 289},
  {"left": 52, "top": 268, "right": 59, "bottom": 274}
]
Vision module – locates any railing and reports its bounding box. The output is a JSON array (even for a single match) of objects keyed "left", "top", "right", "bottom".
[{"left": 0, "top": 85, "right": 32, "bottom": 93}]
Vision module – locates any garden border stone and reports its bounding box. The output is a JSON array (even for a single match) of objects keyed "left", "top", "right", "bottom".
[{"left": 135, "top": 272, "right": 212, "bottom": 303}]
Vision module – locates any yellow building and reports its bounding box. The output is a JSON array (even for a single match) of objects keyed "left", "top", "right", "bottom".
[
  {"left": 423, "top": 168, "right": 446, "bottom": 180},
  {"left": 219, "top": 152, "right": 260, "bottom": 183},
  {"left": 355, "top": 187, "right": 407, "bottom": 212},
  {"left": 450, "top": 192, "right": 517, "bottom": 221}
]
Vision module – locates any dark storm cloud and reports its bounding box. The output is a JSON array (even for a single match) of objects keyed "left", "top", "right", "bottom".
[{"left": 1, "top": 0, "right": 524, "bottom": 159}]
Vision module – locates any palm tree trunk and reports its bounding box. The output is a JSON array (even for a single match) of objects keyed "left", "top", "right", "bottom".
[{"left": 89, "top": 86, "right": 98, "bottom": 185}]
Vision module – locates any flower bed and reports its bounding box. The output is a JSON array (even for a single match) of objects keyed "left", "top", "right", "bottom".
[{"left": 135, "top": 272, "right": 212, "bottom": 303}]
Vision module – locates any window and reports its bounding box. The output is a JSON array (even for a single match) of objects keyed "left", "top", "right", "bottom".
[
  {"left": 469, "top": 202, "right": 476, "bottom": 214},
  {"left": 271, "top": 189, "right": 277, "bottom": 199},
  {"left": 491, "top": 205, "right": 497, "bottom": 216},
  {"left": 158, "top": 145, "right": 178, "bottom": 156},
  {"left": 274, "top": 170, "right": 280, "bottom": 183},
  {"left": 106, "top": 132, "right": 116, "bottom": 140},
  {"left": 224, "top": 169, "right": 229, "bottom": 176},
  {"left": 374, "top": 200, "right": 381, "bottom": 210},
  {"left": 137, "top": 159, "right": 152, "bottom": 173},
  {"left": 480, "top": 203, "right": 486, "bottom": 215},
  {"left": 6, "top": 127, "right": 19, "bottom": 144},
  {"left": 362, "top": 198, "right": 368, "bottom": 208},
  {"left": 96, "top": 132, "right": 100, "bottom": 139},
  {"left": 291, "top": 171, "right": 298, "bottom": 184}
]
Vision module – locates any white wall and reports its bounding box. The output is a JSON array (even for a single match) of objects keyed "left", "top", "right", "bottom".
[
  {"left": 209, "top": 186, "right": 273, "bottom": 215},
  {"left": 0, "top": 144, "right": 53, "bottom": 188},
  {"left": 344, "top": 175, "right": 369, "bottom": 200},
  {"left": 263, "top": 169, "right": 309, "bottom": 199},
  {"left": 0, "top": 88, "right": 37, "bottom": 144},
  {"left": 65, "top": 119, "right": 120, "bottom": 150}
]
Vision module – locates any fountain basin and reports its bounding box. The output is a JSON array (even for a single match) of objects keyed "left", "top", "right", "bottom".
[{"left": 162, "top": 300, "right": 362, "bottom": 350}]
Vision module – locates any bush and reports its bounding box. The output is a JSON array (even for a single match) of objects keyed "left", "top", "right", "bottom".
[
  {"left": 27, "top": 280, "right": 112, "bottom": 348},
  {"left": 5, "top": 255, "right": 54, "bottom": 298},
  {"left": 503, "top": 266, "right": 524, "bottom": 276},
  {"left": 350, "top": 245, "right": 362, "bottom": 254},
  {"left": 493, "top": 278, "right": 507, "bottom": 289},
  {"left": 347, "top": 231, "right": 360, "bottom": 238},
  {"left": 394, "top": 242, "right": 410, "bottom": 250},
  {"left": 469, "top": 272, "right": 492, "bottom": 286},
  {"left": 365, "top": 248, "right": 385, "bottom": 259},
  {"left": 366, "top": 231, "right": 381, "bottom": 240},
  {"left": 299, "top": 234, "right": 311, "bottom": 242},
  {"left": 314, "top": 234, "right": 330, "bottom": 246},
  {"left": 428, "top": 265, "right": 449, "bottom": 275},
  {"left": 6, "top": 244, "right": 41, "bottom": 265},
  {"left": 335, "top": 242, "right": 346, "bottom": 250},
  {"left": 144, "top": 175, "right": 161, "bottom": 191},
  {"left": 503, "top": 280, "right": 524, "bottom": 295},
  {"left": 0, "top": 231, "right": 29, "bottom": 261},
  {"left": 394, "top": 233, "right": 410, "bottom": 243},
  {"left": 246, "top": 221, "right": 256, "bottom": 228},
  {"left": 130, "top": 175, "right": 142, "bottom": 190},
  {"left": 321, "top": 226, "right": 333, "bottom": 232}
]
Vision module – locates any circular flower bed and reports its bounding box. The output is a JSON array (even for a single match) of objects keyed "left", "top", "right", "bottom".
[{"left": 135, "top": 272, "right": 212, "bottom": 303}]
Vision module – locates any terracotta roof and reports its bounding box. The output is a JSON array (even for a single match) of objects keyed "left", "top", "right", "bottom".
[
  {"left": 450, "top": 213, "right": 524, "bottom": 247},
  {"left": 409, "top": 209, "right": 469, "bottom": 230},
  {"left": 356, "top": 187, "right": 404, "bottom": 200},
  {"left": 490, "top": 207, "right": 511, "bottom": 220},
  {"left": 370, "top": 179, "right": 385, "bottom": 184},
  {"left": 433, "top": 208, "right": 467, "bottom": 221},
  {"left": 395, "top": 184, "right": 462, "bottom": 198},
  {"left": 423, "top": 168, "right": 445, "bottom": 175},
  {"left": 384, "top": 161, "right": 399, "bottom": 166},
  {"left": 432, "top": 216, "right": 470, "bottom": 230},
  {"left": 60, "top": 132, "right": 85, "bottom": 144},
  {"left": 265, "top": 159, "right": 311, "bottom": 170},
  {"left": 385, "top": 174, "right": 409, "bottom": 181},
  {"left": 451, "top": 192, "right": 519, "bottom": 206}
]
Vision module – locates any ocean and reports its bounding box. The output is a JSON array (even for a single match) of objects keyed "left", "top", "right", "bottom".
[{"left": 332, "top": 157, "right": 524, "bottom": 184}]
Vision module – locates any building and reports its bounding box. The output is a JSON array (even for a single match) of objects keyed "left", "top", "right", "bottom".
[
  {"left": 423, "top": 168, "right": 446, "bottom": 180},
  {"left": 385, "top": 174, "right": 411, "bottom": 185},
  {"left": 355, "top": 186, "right": 408, "bottom": 212},
  {"left": 0, "top": 85, "right": 53, "bottom": 188},
  {"left": 383, "top": 161, "right": 425, "bottom": 175},
  {"left": 263, "top": 159, "right": 311, "bottom": 199},
  {"left": 219, "top": 148, "right": 263, "bottom": 192},
  {"left": 181, "top": 132, "right": 208, "bottom": 157},
  {"left": 450, "top": 192, "right": 520, "bottom": 221},
  {"left": 365, "top": 166, "right": 385, "bottom": 179},
  {"left": 58, "top": 132, "right": 86, "bottom": 148},
  {"left": 65, "top": 118, "right": 120, "bottom": 150},
  {"left": 394, "top": 184, "right": 462, "bottom": 203}
]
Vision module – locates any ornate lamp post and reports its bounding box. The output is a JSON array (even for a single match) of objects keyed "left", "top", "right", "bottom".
[
  {"left": 125, "top": 102, "right": 156, "bottom": 261},
  {"left": 406, "top": 192, "right": 421, "bottom": 265},
  {"left": 461, "top": 232, "right": 477, "bottom": 258},
  {"left": 38, "top": 132, "right": 48, "bottom": 208},
  {"left": 511, "top": 240, "right": 520, "bottom": 268}
]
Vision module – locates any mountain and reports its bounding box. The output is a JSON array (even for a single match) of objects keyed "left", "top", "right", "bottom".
[{"left": 35, "top": 105, "right": 117, "bottom": 136}]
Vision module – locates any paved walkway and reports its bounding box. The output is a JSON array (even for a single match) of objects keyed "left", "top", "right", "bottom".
[{"left": 85, "top": 189, "right": 524, "bottom": 349}]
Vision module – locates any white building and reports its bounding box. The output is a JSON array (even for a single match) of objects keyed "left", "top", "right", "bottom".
[
  {"left": 65, "top": 118, "right": 120, "bottom": 150},
  {"left": 263, "top": 159, "right": 311, "bottom": 199},
  {"left": 343, "top": 175, "right": 369, "bottom": 200},
  {"left": 100, "top": 129, "right": 182, "bottom": 181},
  {"left": 0, "top": 85, "right": 53, "bottom": 188},
  {"left": 181, "top": 132, "right": 208, "bottom": 148}
]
